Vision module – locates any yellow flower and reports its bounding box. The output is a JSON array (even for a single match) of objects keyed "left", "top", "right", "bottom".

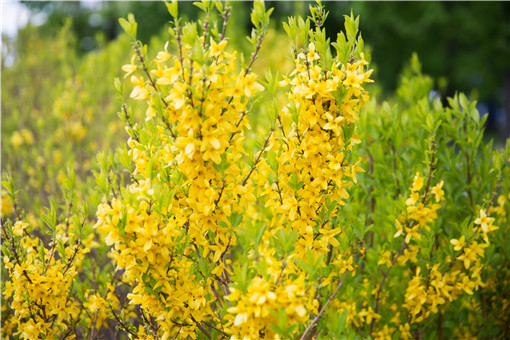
[
  {"left": 399, "top": 323, "right": 412, "bottom": 340},
  {"left": 156, "top": 42, "right": 171, "bottom": 62},
  {"left": 1, "top": 192, "right": 13, "bottom": 216},
  {"left": 474, "top": 209, "right": 495, "bottom": 233},
  {"left": 130, "top": 75, "right": 149, "bottom": 100},
  {"left": 242, "top": 73, "right": 265, "bottom": 97},
  {"left": 10, "top": 131, "right": 24, "bottom": 148},
  {"left": 209, "top": 38, "right": 228, "bottom": 57},
  {"left": 13, "top": 221, "right": 29, "bottom": 237},
  {"left": 358, "top": 306, "right": 381, "bottom": 325},
  {"left": 411, "top": 172, "right": 424, "bottom": 192},
  {"left": 456, "top": 242, "right": 486, "bottom": 269},
  {"left": 122, "top": 54, "right": 138, "bottom": 77},
  {"left": 450, "top": 235, "right": 465, "bottom": 251},
  {"left": 431, "top": 180, "right": 444, "bottom": 202},
  {"left": 377, "top": 250, "right": 392, "bottom": 267},
  {"left": 21, "top": 129, "right": 34, "bottom": 145}
]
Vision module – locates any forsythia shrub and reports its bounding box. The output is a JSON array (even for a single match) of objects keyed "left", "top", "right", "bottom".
[
  {"left": 2, "top": 1, "right": 509, "bottom": 339},
  {"left": 1, "top": 20, "right": 133, "bottom": 216}
]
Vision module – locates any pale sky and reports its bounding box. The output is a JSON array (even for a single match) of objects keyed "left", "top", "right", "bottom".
[
  {"left": 1, "top": 1, "right": 103, "bottom": 38},
  {"left": 1, "top": 1, "right": 30, "bottom": 37}
]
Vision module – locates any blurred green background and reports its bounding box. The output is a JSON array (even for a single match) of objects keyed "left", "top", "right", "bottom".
[{"left": 5, "top": 1, "right": 509, "bottom": 141}]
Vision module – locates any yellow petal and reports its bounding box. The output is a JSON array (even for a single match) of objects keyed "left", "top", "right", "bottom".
[
  {"left": 295, "top": 305, "right": 307, "bottom": 317},
  {"left": 210, "top": 138, "right": 221, "bottom": 150},
  {"left": 234, "top": 313, "right": 247, "bottom": 326},
  {"left": 185, "top": 143, "right": 195, "bottom": 157}
]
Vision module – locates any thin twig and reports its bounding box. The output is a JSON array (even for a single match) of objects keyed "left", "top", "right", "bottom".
[
  {"left": 62, "top": 239, "right": 81, "bottom": 275},
  {"left": 201, "top": 320, "right": 229, "bottom": 338},
  {"left": 299, "top": 269, "right": 350, "bottom": 340},
  {"left": 277, "top": 114, "right": 287, "bottom": 139},
  {"left": 108, "top": 303, "right": 137, "bottom": 337},
  {"left": 465, "top": 151, "right": 474, "bottom": 208},
  {"left": 244, "top": 32, "right": 265, "bottom": 77},
  {"left": 242, "top": 127, "right": 274, "bottom": 186},
  {"left": 133, "top": 43, "right": 177, "bottom": 139},
  {"left": 190, "top": 315, "right": 211, "bottom": 340},
  {"left": 370, "top": 239, "right": 408, "bottom": 335},
  {"left": 219, "top": 7, "right": 231, "bottom": 42},
  {"left": 214, "top": 180, "right": 226, "bottom": 209},
  {"left": 122, "top": 105, "right": 140, "bottom": 142},
  {"left": 421, "top": 138, "right": 436, "bottom": 204}
]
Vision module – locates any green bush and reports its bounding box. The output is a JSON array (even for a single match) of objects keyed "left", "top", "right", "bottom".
[{"left": 2, "top": 2, "right": 509, "bottom": 339}]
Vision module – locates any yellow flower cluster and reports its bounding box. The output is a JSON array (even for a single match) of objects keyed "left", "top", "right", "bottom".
[
  {"left": 10, "top": 128, "right": 35, "bottom": 148},
  {"left": 227, "top": 274, "right": 316, "bottom": 339},
  {"left": 481, "top": 193, "right": 510, "bottom": 333},
  {"left": 399, "top": 180, "right": 499, "bottom": 325},
  {"left": 491, "top": 193, "right": 509, "bottom": 224},
  {"left": 95, "top": 23, "right": 267, "bottom": 338},
  {"left": 226, "top": 22, "right": 372, "bottom": 336},
  {"left": 2, "top": 228, "right": 87, "bottom": 339},
  {"left": 83, "top": 286, "right": 120, "bottom": 330},
  {"left": 394, "top": 173, "right": 444, "bottom": 244},
  {"left": 1, "top": 191, "right": 13, "bottom": 216},
  {"left": 264, "top": 42, "right": 372, "bottom": 256}
]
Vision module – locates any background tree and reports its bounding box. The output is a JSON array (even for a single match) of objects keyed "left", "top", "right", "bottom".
[{"left": 10, "top": 1, "right": 510, "bottom": 141}]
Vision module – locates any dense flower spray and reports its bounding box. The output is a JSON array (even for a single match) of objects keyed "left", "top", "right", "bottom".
[{"left": 2, "top": 1, "right": 509, "bottom": 339}]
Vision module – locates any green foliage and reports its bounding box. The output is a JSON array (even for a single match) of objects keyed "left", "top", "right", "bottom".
[{"left": 1, "top": 2, "right": 509, "bottom": 339}]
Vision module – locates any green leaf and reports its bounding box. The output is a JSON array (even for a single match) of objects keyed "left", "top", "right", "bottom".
[
  {"left": 118, "top": 18, "right": 131, "bottom": 36},
  {"left": 165, "top": 0, "right": 179, "bottom": 18},
  {"left": 229, "top": 212, "right": 243, "bottom": 228},
  {"left": 113, "top": 77, "right": 123, "bottom": 95},
  {"left": 193, "top": 2, "right": 207, "bottom": 12},
  {"left": 344, "top": 13, "right": 358, "bottom": 41}
]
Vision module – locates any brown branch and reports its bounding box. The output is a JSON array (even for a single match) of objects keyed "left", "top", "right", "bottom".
[
  {"left": 122, "top": 105, "right": 140, "bottom": 142},
  {"left": 228, "top": 111, "right": 247, "bottom": 144},
  {"left": 277, "top": 114, "right": 287, "bottom": 139},
  {"left": 326, "top": 243, "right": 334, "bottom": 266},
  {"left": 214, "top": 180, "right": 226, "bottom": 209},
  {"left": 370, "top": 239, "right": 408, "bottom": 336},
  {"left": 141, "top": 308, "right": 159, "bottom": 336},
  {"left": 244, "top": 31, "right": 265, "bottom": 77},
  {"left": 133, "top": 43, "right": 176, "bottom": 139},
  {"left": 242, "top": 127, "right": 274, "bottom": 186},
  {"left": 486, "top": 176, "right": 501, "bottom": 213},
  {"left": 417, "top": 325, "right": 423, "bottom": 340},
  {"left": 219, "top": 7, "right": 231, "bottom": 42},
  {"left": 198, "top": 75, "right": 209, "bottom": 118},
  {"left": 274, "top": 261, "right": 287, "bottom": 286},
  {"left": 60, "top": 315, "right": 80, "bottom": 340},
  {"left": 134, "top": 43, "right": 160, "bottom": 101},
  {"left": 465, "top": 151, "right": 474, "bottom": 208},
  {"left": 223, "top": 111, "right": 248, "bottom": 154},
  {"left": 190, "top": 315, "right": 211, "bottom": 340},
  {"left": 1, "top": 224, "right": 34, "bottom": 285},
  {"left": 210, "top": 282, "right": 223, "bottom": 309},
  {"left": 201, "top": 320, "right": 229, "bottom": 338},
  {"left": 62, "top": 239, "right": 81, "bottom": 275},
  {"left": 202, "top": 15, "right": 209, "bottom": 50},
  {"left": 304, "top": 51, "right": 312, "bottom": 80},
  {"left": 275, "top": 179, "right": 284, "bottom": 204},
  {"left": 107, "top": 174, "right": 118, "bottom": 200},
  {"left": 108, "top": 303, "right": 137, "bottom": 337},
  {"left": 421, "top": 138, "right": 436, "bottom": 204},
  {"left": 299, "top": 269, "right": 350, "bottom": 340}
]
